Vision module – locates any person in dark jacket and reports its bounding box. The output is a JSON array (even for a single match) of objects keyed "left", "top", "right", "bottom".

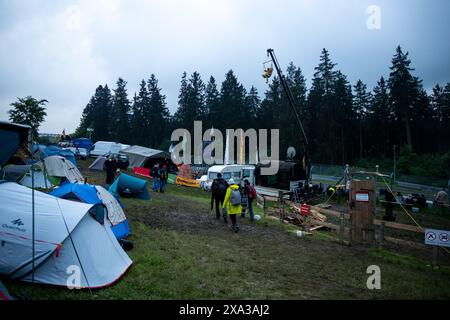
[
  {"left": 104, "top": 156, "right": 118, "bottom": 185},
  {"left": 151, "top": 164, "right": 160, "bottom": 192},
  {"left": 210, "top": 173, "right": 229, "bottom": 222},
  {"left": 159, "top": 165, "right": 168, "bottom": 193},
  {"left": 241, "top": 179, "right": 255, "bottom": 221}
]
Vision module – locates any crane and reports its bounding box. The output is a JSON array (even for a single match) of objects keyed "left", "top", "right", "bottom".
[{"left": 264, "top": 48, "right": 311, "bottom": 185}]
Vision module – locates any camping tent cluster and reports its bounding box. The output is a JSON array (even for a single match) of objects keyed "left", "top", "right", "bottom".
[
  {"left": 0, "top": 121, "right": 138, "bottom": 289},
  {"left": 0, "top": 155, "right": 84, "bottom": 188},
  {"left": 34, "top": 144, "right": 77, "bottom": 166}
]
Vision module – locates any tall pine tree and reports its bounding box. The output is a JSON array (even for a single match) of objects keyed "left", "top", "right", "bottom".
[{"left": 110, "top": 78, "right": 131, "bottom": 143}]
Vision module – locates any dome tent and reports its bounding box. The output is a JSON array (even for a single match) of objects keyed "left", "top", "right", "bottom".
[
  {"left": 43, "top": 155, "right": 84, "bottom": 184},
  {"left": 109, "top": 173, "right": 151, "bottom": 200},
  {"left": 50, "top": 183, "right": 131, "bottom": 240},
  {"left": 0, "top": 182, "right": 132, "bottom": 288},
  {"left": 89, "top": 156, "right": 107, "bottom": 171}
]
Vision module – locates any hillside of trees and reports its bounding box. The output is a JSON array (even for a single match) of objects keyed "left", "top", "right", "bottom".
[{"left": 74, "top": 46, "right": 450, "bottom": 178}]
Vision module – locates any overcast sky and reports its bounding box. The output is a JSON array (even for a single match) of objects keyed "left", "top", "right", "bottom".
[{"left": 1, "top": 0, "right": 449, "bottom": 133}]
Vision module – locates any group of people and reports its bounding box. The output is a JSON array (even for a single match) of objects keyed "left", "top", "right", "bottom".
[
  {"left": 210, "top": 173, "right": 257, "bottom": 232},
  {"left": 151, "top": 163, "right": 168, "bottom": 193}
]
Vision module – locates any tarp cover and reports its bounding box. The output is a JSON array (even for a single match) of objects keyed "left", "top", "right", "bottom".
[
  {"left": 0, "top": 182, "right": 132, "bottom": 288},
  {"left": 121, "top": 145, "right": 170, "bottom": 168}
]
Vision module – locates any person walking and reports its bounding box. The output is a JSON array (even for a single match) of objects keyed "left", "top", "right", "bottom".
[
  {"left": 210, "top": 173, "right": 229, "bottom": 221},
  {"left": 222, "top": 178, "right": 242, "bottom": 232},
  {"left": 241, "top": 179, "right": 256, "bottom": 221},
  {"left": 151, "top": 163, "right": 160, "bottom": 192},
  {"left": 159, "top": 164, "right": 168, "bottom": 193}
]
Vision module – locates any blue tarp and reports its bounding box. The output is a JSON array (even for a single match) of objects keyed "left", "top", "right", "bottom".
[
  {"left": 111, "top": 220, "right": 131, "bottom": 240},
  {"left": 109, "top": 173, "right": 151, "bottom": 200},
  {"left": 73, "top": 138, "right": 93, "bottom": 150}
]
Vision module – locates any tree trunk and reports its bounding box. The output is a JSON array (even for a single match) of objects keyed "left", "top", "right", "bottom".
[
  {"left": 405, "top": 117, "right": 412, "bottom": 148},
  {"left": 359, "top": 121, "right": 363, "bottom": 160}
]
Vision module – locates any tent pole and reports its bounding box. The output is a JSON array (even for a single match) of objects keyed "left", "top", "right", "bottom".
[{"left": 31, "top": 130, "right": 35, "bottom": 283}]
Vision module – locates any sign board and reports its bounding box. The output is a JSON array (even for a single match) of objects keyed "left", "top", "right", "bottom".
[
  {"left": 300, "top": 203, "right": 310, "bottom": 216},
  {"left": 425, "top": 228, "right": 450, "bottom": 247},
  {"left": 175, "top": 176, "right": 200, "bottom": 188},
  {"left": 355, "top": 192, "right": 369, "bottom": 202}
]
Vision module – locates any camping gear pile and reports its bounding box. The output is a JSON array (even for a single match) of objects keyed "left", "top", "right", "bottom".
[{"left": 0, "top": 121, "right": 134, "bottom": 290}]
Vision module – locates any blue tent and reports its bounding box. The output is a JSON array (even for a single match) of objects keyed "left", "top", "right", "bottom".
[
  {"left": 73, "top": 138, "right": 93, "bottom": 150},
  {"left": 50, "top": 183, "right": 130, "bottom": 240},
  {"left": 50, "top": 183, "right": 104, "bottom": 223},
  {"left": 36, "top": 145, "right": 77, "bottom": 166},
  {"left": 43, "top": 145, "right": 62, "bottom": 157},
  {"left": 58, "top": 149, "right": 77, "bottom": 166},
  {"left": 109, "top": 173, "right": 151, "bottom": 200}
]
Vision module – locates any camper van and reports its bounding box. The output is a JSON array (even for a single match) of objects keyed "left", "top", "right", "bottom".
[
  {"left": 90, "top": 141, "right": 130, "bottom": 157},
  {"left": 204, "top": 165, "right": 255, "bottom": 190}
]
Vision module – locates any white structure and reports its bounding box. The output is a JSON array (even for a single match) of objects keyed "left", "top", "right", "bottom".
[
  {"left": 121, "top": 145, "right": 170, "bottom": 168},
  {"left": 0, "top": 182, "right": 132, "bottom": 288},
  {"left": 90, "top": 141, "right": 130, "bottom": 157},
  {"left": 204, "top": 165, "right": 255, "bottom": 190}
]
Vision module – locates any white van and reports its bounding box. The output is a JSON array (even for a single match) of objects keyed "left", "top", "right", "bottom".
[
  {"left": 90, "top": 141, "right": 130, "bottom": 157},
  {"left": 204, "top": 165, "right": 255, "bottom": 190}
]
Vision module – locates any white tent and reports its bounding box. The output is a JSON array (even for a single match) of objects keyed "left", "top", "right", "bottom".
[
  {"left": 0, "top": 182, "right": 132, "bottom": 288},
  {"left": 89, "top": 156, "right": 107, "bottom": 171},
  {"left": 43, "top": 155, "right": 84, "bottom": 183},
  {"left": 121, "top": 145, "right": 170, "bottom": 168}
]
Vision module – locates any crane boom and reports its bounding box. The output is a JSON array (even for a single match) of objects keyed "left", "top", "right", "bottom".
[{"left": 266, "top": 48, "right": 311, "bottom": 183}]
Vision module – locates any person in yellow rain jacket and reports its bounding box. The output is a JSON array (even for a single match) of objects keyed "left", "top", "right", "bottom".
[{"left": 222, "top": 178, "right": 242, "bottom": 232}]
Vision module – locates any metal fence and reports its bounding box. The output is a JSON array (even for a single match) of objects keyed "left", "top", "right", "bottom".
[{"left": 311, "top": 163, "right": 448, "bottom": 189}]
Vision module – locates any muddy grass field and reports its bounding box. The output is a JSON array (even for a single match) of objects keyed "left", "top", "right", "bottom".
[{"left": 3, "top": 159, "right": 450, "bottom": 299}]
